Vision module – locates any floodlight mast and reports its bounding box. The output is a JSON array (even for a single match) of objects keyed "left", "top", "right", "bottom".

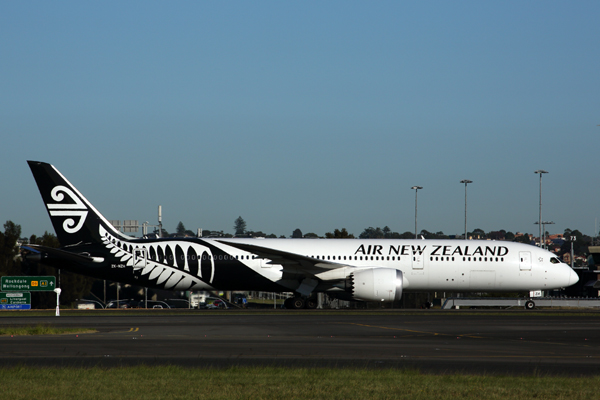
[
  {"left": 411, "top": 186, "right": 423, "bottom": 239},
  {"left": 534, "top": 220, "right": 555, "bottom": 250},
  {"left": 460, "top": 180, "right": 473, "bottom": 240},
  {"left": 534, "top": 170, "right": 548, "bottom": 247}
]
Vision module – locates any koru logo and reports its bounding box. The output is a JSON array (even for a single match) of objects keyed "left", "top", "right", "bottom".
[{"left": 46, "top": 185, "right": 88, "bottom": 233}]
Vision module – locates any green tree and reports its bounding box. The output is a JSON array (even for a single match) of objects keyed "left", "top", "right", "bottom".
[
  {"left": 471, "top": 228, "right": 486, "bottom": 239},
  {"left": 359, "top": 227, "right": 385, "bottom": 239},
  {"left": 513, "top": 233, "right": 532, "bottom": 244},
  {"left": 560, "top": 229, "right": 587, "bottom": 256},
  {"left": 176, "top": 221, "right": 186, "bottom": 236},
  {"left": 0, "top": 221, "right": 22, "bottom": 276},
  {"left": 292, "top": 229, "right": 303, "bottom": 238},
  {"left": 245, "top": 230, "right": 267, "bottom": 238},
  {"left": 325, "top": 228, "right": 355, "bottom": 239},
  {"left": 416, "top": 230, "right": 449, "bottom": 239},
  {"left": 303, "top": 232, "right": 319, "bottom": 238},
  {"left": 234, "top": 216, "right": 247, "bottom": 235},
  {"left": 359, "top": 226, "right": 407, "bottom": 239}
]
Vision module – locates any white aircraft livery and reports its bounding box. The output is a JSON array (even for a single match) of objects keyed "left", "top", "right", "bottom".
[{"left": 24, "top": 161, "right": 578, "bottom": 309}]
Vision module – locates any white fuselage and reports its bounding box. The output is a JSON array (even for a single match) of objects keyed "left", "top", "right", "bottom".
[{"left": 210, "top": 238, "right": 578, "bottom": 293}]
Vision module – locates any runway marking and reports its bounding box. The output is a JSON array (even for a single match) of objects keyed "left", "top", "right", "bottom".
[
  {"left": 127, "top": 328, "right": 139, "bottom": 332},
  {"left": 342, "top": 323, "right": 485, "bottom": 339}
]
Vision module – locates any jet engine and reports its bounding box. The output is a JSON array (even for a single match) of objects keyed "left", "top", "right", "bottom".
[{"left": 350, "top": 268, "right": 404, "bottom": 302}]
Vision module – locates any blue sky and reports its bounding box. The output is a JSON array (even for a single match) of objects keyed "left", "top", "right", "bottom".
[{"left": 2, "top": 1, "right": 599, "bottom": 239}]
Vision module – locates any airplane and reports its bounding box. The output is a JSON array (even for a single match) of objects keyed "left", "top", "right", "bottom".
[{"left": 22, "top": 161, "right": 578, "bottom": 309}]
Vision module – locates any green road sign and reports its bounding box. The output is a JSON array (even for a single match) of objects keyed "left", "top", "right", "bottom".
[
  {"left": 0, "top": 292, "right": 31, "bottom": 309},
  {"left": 1, "top": 276, "right": 56, "bottom": 292}
]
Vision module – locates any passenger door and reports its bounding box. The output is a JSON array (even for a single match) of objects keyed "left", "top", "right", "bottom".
[
  {"left": 412, "top": 254, "right": 424, "bottom": 270},
  {"left": 133, "top": 247, "right": 147, "bottom": 269},
  {"left": 519, "top": 251, "right": 532, "bottom": 271}
]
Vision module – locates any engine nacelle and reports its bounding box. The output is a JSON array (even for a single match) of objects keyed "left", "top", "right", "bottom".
[{"left": 350, "top": 268, "right": 403, "bottom": 302}]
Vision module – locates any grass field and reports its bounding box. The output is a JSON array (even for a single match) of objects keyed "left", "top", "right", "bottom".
[{"left": 1, "top": 366, "right": 598, "bottom": 400}]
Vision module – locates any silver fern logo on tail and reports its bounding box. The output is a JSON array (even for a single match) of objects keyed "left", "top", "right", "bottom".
[{"left": 46, "top": 185, "right": 88, "bottom": 233}]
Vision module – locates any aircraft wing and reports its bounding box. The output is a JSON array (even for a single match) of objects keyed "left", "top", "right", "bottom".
[{"left": 216, "top": 240, "right": 343, "bottom": 276}]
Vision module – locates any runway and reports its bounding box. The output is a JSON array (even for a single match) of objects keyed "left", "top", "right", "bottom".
[{"left": 1, "top": 310, "right": 600, "bottom": 375}]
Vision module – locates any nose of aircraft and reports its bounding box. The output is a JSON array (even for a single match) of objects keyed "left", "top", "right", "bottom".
[
  {"left": 550, "top": 264, "right": 579, "bottom": 289},
  {"left": 568, "top": 267, "right": 579, "bottom": 286}
]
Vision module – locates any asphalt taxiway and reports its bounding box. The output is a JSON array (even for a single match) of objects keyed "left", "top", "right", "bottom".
[{"left": 1, "top": 310, "right": 599, "bottom": 375}]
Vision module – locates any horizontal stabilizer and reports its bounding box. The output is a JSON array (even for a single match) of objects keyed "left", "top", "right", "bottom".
[{"left": 22, "top": 244, "right": 104, "bottom": 264}]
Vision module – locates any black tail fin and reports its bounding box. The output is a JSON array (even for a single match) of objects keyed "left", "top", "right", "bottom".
[{"left": 27, "top": 161, "right": 130, "bottom": 247}]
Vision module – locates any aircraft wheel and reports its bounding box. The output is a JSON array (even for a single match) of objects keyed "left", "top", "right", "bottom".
[
  {"left": 525, "top": 300, "right": 535, "bottom": 310},
  {"left": 291, "top": 297, "right": 305, "bottom": 309},
  {"left": 305, "top": 298, "right": 318, "bottom": 309}
]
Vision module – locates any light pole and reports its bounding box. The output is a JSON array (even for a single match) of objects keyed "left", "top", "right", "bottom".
[
  {"left": 534, "top": 170, "right": 548, "bottom": 247},
  {"left": 569, "top": 235, "right": 576, "bottom": 269},
  {"left": 411, "top": 186, "right": 422, "bottom": 239},
  {"left": 460, "top": 180, "right": 472, "bottom": 240},
  {"left": 534, "top": 221, "right": 555, "bottom": 250}
]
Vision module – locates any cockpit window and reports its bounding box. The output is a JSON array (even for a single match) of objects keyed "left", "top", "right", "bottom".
[{"left": 550, "top": 257, "right": 561, "bottom": 264}]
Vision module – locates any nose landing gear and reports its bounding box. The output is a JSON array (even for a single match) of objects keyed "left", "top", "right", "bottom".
[{"left": 524, "top": 300, "right": 535, "bottom": 310}]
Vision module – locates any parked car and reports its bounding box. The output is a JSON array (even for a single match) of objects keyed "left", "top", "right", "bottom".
[
  {"left": 205, "top": 298, "right": 228, "bottom": 309},
  {"left": 106, "top": 299, "right": 136, "bottom": 309}
]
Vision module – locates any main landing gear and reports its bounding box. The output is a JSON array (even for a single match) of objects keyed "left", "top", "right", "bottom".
[{"left": 284, "top": 296, "right": 318, "bottom": 309}]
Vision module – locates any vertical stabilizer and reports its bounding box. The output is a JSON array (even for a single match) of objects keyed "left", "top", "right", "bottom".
[{"left": 27, "top": 161, "right": 131, "bottom": 247}]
